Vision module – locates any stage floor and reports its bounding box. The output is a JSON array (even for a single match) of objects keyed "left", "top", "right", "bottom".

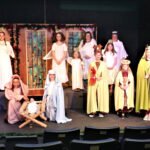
[{"left": 0, "top": 110, "right": 150, "bottom": 135}]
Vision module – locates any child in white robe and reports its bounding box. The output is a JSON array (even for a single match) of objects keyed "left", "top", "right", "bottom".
[
  {"left": 43, "top": 70, "right": 72, "bottom": 124},
  {"left": 68, "top": 50, "right": 84, "bottom": 91}
]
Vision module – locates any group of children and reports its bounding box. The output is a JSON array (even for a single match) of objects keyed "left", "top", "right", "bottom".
[{"left": 0, "top": 29, "right": 150, "bottom": 125}]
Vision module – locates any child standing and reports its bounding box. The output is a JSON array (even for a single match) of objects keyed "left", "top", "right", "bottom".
[
  {"left": 115, "top": 59, "right": 134, "bottom": 118},
  {"left": 68, "top": 50, "right": 84, "bottom": 91},
  {"left": 103, "top": 42, "right": 117, "bottom": 93},
  {"left": 44, "top": 32, "right": 68, "bottom": 84},
  {"left": 87, "top": 49, "right": 109, "bottom": 118}
]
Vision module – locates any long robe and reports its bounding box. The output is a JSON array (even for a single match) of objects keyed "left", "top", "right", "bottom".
[
  {"left": 43, "top": 80, "right": 71, "bottom": 123},
  {"left": 103, "top": 51, "right": 117, "bottom": 84},
  {"left": 79, "top": 39, "right": 97, "bottom": 79},
  {"left": 51, "top": 43, "right": 68, "bottom": 83},
  {"left": 87, "top": 61, "right": 109, "bottom": 114},
  {"left": 115, "top": 70, "right": 134, "bottom": 111},
  {"left": 113, "top": 40, "right": 128, "bottom": 70},
  {"left": 0, "top": 41, "right": 15, "bottom": 90},
  {"left": 136, "top": 58, "right": 150, "bottom": 112},
  {"left": 5, "top": 75, "right": 28, "bottom": 124},
  {"left": 67, "top": 58, "right": 84, "bottom": 90}
]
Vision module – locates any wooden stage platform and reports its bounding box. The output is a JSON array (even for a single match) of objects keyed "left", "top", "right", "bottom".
[{"left": 0, "top": 89, "right": 150, "bottom": 136}]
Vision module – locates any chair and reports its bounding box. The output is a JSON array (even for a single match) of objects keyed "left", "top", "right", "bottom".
[
  {"left": 15, "top": 141, "right": 62, "bottom": 150},
  {"left": 19, "top": 100, "right": 47, "bottom": 128},
  {"left": 123, "top": 138, "right": 150, "bottom": 150},
  {"left": 70, "top": 138, "right": 118, "bottom": 150},
  {"left": 5, "top": 135, "right": 38, "bottom": 150},
  {"left": 83, "top": 126, "right": 120, "bottom": 141},
  {"left": 43, "top": 128, "right": 80, "bottom": 149},
  {"left": 123, "top": 126, "right": 150, "bottom": 139},
  {"left": 0, "top": 144, "right": 5, "bottom": 150}
]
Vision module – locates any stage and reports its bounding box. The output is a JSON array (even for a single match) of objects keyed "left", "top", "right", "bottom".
[{"left": 0, "top": 88, "right": 150, "bottom": 136}]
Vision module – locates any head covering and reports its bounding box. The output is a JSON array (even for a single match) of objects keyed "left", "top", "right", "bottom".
[
  {"left": 5, "top": 74, "right": 28, "bottom": 96},
  {"left": 44, "top": 69, "right": 59, "bottom": 89},
  {"left": 112, "top": 31, "right": 118, "bottom": 35},
  {"left": 121, "top": 59, "right": 131, "bottom": 65}
]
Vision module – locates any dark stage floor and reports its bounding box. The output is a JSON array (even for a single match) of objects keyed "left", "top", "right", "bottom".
[{"left": 0, "top": 110, "right": 150, "bottom": 136}]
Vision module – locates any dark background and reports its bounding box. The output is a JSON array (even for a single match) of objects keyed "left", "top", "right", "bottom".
[{"left": 0, "top": 0, "right": 150, "bottom": 75}]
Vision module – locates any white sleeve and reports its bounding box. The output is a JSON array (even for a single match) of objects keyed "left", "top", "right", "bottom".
[
  {"left": 91, "top": 39, "right": 97, "bottom": 46},
  {"left": 7, "top": 42, "right": 15, "bottom": 58},
  {"left": 63, "top": 43, "right": 68, "bottom": 51},
  {"left": 120, "top": 41, "right": 128, "bottom": 58},
  {"left": 51, "top": 43, "right": 56, "bottom": 51}
]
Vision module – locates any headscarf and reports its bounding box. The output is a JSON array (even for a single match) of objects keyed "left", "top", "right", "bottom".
[
  {"left": 5, "top": 74, "right": 28, "bottom": 97},
  {"left": 44, "top": 69, "right": 60, "bottom": 89}
]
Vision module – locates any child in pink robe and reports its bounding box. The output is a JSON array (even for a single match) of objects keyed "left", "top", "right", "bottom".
[{"left": 5, "top": 74, "right": 28, "bottom": 124}]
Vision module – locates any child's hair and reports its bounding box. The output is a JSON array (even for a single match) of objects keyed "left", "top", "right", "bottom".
[
  {"left": 0, "top": 31, "right": 7, "bottom": 45},
  {"left": 54, "top": 32, "right": 65, "bottom": 42},
  {"left": 82, "top": 31, "right": 92, "bottom": 46},
  {"left": 72, "top": 50, "right": 82, "bottom": 60},
  {"left": 104, "top": 42, "right": 116, "bottom": 55},
  {"left": 94, "top": 50, "right": 102, "bottom": 56},
  {"left": 120, "top": 64, "right": 131, "bottom": 73}
]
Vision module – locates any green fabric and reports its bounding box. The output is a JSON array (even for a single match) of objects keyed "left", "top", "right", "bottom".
[{"left": 136, "top": 58, "right": 150, "bottom": 112}]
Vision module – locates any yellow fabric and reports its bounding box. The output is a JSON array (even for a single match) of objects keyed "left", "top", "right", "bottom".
[
  {"left": 136, "top": 58, "right": 150, "bottom": 112},
  {"left": 115, "top": 70, "right": 134, "bottom": 111},
  {"left": 87, "top": 61, "right": 109, "bottom": 114}
]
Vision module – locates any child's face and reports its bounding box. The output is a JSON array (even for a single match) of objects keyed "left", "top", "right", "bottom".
[
  {"left": 107, "top": 44, "right": 113, "bottom": 51},
  {"left": 56, "top": 33, "right": 62, "bottom": 42},
  {"left": 73, "top": 52, "right": 79, "bottom": 58},
  {"left": 122, "top": 64, "right": 128, "bottom": 71},
  {"left": 95, "top": 52, "right": 101, "bottom": 60},
  {"left": 0, "top": 33, "right": 5, "bottom": 41},
  {"left": 49, "top": 74, "right": 55, "bottom": 81},
  {"left": 12, "top": 78, "right": 20, "bottom": 88},
  {"left": 85, "top": 33, "right": 91, "bottom": 42}
]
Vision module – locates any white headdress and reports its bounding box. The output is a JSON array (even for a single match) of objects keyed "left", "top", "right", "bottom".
[
  {"left": 112, "top": 31, "right": 118, "bottom": 34},
  {"left": 44, "top": 69, "right": 59, "bottom": 89}
]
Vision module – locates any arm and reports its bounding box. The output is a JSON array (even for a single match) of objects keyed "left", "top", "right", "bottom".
[
  {"left": 7, "top": 42, "right": 15, "bottom": 58},
  {"left": 58, "top": 44, "right": 68, "bottom": 64}
]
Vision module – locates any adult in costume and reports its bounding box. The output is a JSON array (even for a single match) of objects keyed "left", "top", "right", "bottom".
[
  {"left": 43, "top": 70, "right": 72, "bottom": 123},
  {"left": 87, "top": 49, "right": 109, "bottom": 118},
  {"left": 79, "top": 31, "right": 97, "bottom": 80},
  {"left": 0, "top": 31, "right": 15, "bottom": 90},
  {"left": 115, "top": 59, "right": 134, "bottom": 118},
  {"left": 5, "top": 74, "right": 28, "bottom": 124},
  {"left": 136, "top": 46, "right": 150, "bottom": 121},
  {"left": 106, "top": 31, "right": 128, "bottom": 70}
]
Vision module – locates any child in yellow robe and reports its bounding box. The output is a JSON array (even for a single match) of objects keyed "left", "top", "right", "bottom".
[
  {"left": 115, "top": 59, "right": 134, "bottom": 118},
  {"left": 87, "top": 47, "right": 109, "bottom": 118}
]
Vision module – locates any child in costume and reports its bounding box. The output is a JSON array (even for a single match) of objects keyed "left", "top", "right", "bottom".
[
  {"left": 87, "top": 47, "right": 109, "bottom": 118},
  {"left": 115, "top": 59, "right": 134, "bottom": 118}
]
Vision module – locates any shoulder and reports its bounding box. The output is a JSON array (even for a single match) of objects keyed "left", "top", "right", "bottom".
[
  {"left": 117, "top": 40, "right": 123, "bottom": 44},
  {"left": 52, "top": 43, "right": 56, "bottom": 48},
  {"left": 91, "top": 39, "right": 97, "bottom": 44},
  {"left": 6, "top": 41, "right": 11, "bottom": 45}
]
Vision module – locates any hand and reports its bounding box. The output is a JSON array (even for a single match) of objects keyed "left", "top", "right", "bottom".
[
  {"left": 108, "top": 67, "right": 113, "bottom": 70},
  {"left": 57, "top": 60, "right": 62, "bottom": 65},
  {"left": 96, "top": 77, "right": 102, "bottom": 81},
  {"left": 23, "top": 96, "right": 29, "bottom": 101},
  {"left": 145, "top": 74, "right": 149, "bottom": 79},
  {"left": 84, "top": 55, "right": 91, "bottom": 59},
  {"left": 55, "top": 59, "right": 60, "bottom": 65}
]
